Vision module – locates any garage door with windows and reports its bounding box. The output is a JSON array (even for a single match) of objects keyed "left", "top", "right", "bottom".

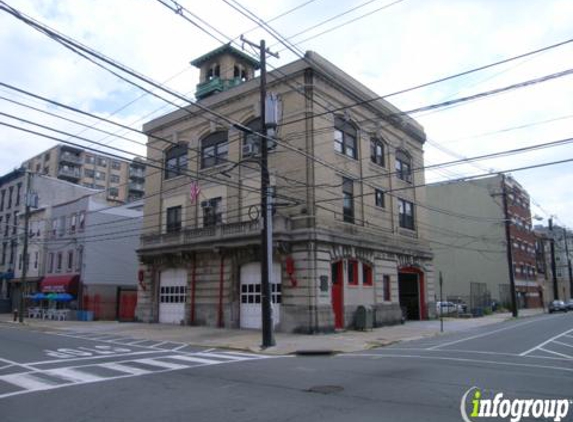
[
  {"left": 159, "top": 268, "right": 187, "bottom": 324},
  {"left": 240, "top": 262, "right": 281, "bottom": 329}
]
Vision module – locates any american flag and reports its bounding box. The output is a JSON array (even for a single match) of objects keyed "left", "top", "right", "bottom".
[{"left": 190, "top": 181, "right": 201, "bottom": 203}]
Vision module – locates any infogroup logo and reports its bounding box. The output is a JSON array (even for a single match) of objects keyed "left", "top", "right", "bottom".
[{"left": 460, "top": 387, "right": 571, "bottom": 422}]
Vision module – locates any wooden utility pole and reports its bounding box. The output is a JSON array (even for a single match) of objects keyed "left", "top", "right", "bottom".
[
  {"left": 501, "top": 174, "right": 518, "bottom": 317},
  {"left": 240, "top": 36, "right": 278, "bottom": 348}
]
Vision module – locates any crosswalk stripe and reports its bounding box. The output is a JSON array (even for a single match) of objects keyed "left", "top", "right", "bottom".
[
  {"left": 100, "top": 362, "right": 151, "bottom": 375},
  {"left": 2, "top": 372, "right": 61, "bottom": 390},
  {"left": 51, "top": 368, "right": 105, "bottom": 383},
  {"left": 164, "top": 355, "right": 220, "bottom": 365},
  {"left": 195, "top": 352, "right": 250, "bottom": 361},
  {"left": 134, "top": 358, "right": 189, "bottom": 370},
  {"left": 219, "top": 351, "right": 265, "bottom": 359}
]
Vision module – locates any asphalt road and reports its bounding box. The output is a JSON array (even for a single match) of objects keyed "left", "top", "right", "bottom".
[{"left": 0, "top": 313, "right": 572, "bottom": 422}]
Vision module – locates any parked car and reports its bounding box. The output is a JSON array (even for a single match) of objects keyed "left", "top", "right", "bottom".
[
  {"left": 548, "top": 300, "right": 568, "bottom": 313},
  {"left": 436, "top": 301, "right": 458, "bottom": 315},
  {"left": 565, "top": 299, "right": 573, "bottom": 311}
]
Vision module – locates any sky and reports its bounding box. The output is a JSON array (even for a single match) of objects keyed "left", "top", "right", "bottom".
[{"left": 0, "top": 0, "right": 572, "bottom": 227}]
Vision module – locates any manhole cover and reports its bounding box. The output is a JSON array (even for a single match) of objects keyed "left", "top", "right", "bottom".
[{"left": 306, "top": 385, "right": 344, "bottom": 394}]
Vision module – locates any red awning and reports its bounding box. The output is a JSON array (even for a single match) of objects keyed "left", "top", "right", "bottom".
[{"left": 40, "top": 275, "right": 79, "bottom": 294}]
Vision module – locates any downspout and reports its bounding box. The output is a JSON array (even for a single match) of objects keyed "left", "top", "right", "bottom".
[
  {"left": 217, "top": 254, "right": 224, "bottom": 328},
  {"left": 190, "top": 253, "right": 197, "bottom": 325}
]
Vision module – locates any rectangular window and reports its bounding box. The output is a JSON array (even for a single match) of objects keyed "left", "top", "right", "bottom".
[
  {"left": 4, "top": 214, "right": 10, "bottom": 236},
  {"left": 109, "top": 187, "right": 119, "bottom": 197},
  {"left": 383, "top": 275, "right": 391, "bottom": 301},
  {"left": 67, "top": 250, "right": 73, "bottom": 271},
  {"left": 34, "top": 251, "right": 38, "bottom": 269},
  {"left": 58, "top": 216, "right": 66, "bottom": 236},
  {"left": 347, "top": 260, "right": 358, "bottom": 286},
  {"left": 15, "top": 183, "right": 21, "bottom": 206},
  {"left": 70, "top": 214, "right": 77, "bottom": 233},
  {"left": 12, "top": 211, "right": 18, "bottom": 234},
  {"left": 111, "top": 160, "right": 121, "bottom": 170},
  {"left": 398, "top": 199, "right": 415, "bottom": 230},
  {"left": 51, "top": 219, "right": 58, "bottom": 237},
  {"left": 166, "top": 206, "right": 182, "bottom": 233},
  {"left": 9, "top": 243, "right": 14, "bottom": 264},
  {"left": 363, "top": 263, "right": 373, "bottom": 286},
  {"left": 110, "top": 174, "right": 120, "bottom": 183},
  {"left": 76, "top": 248, "right": 83, "bottom": 271},
  {"left": 56, "top": 252, "right": 63, "bottom": 272},
  {"left": 49, "top": 251, "right": 57, "bottom": 273},
  {"left": 7, "top": 186, "right": 13, "bottom": 209},
  {"left": 84, "top": 169, "right": 95, "bottom": 178},
  {"left": 202, "top": 198, "right": 223, "bottom": 226},
  {"left": 375, "top": 189, "right": 385, "bottom": 208},
  {"left": 85, "top": 155, "right": 95, "bottom": 164},
  {"left": 333, "top": 117, "right": 357, "bottom": 159},
  {"left": 370, "top": 139, "right": 385, "bottom": 166},
  {"left": 95, "top": 171, "right": 105, "bottom": 181},
  {"left": 342, "top": 177, "right": 354, "bottom": 224},
  {"left": 0, "top": 189, "right": 4, "bottom": 211},
  {"left": 97, "top": 157, "right": 107, "bottom": 167},
  {"left": 395, "top": 152, "right": 412, "bottom": 183},
  {"left": 18, "top": 254, "right": 22, "bottom": 270},
  {"left": 1, "top": 242, "right": 6, "bottom": 266},
  {"left": 79, "top": 212, "right": 86, "bottom": 230}
]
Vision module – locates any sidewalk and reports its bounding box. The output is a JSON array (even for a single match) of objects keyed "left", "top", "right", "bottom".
[{"left": 0, "top": 309, "right": 544, "bottom": 355}]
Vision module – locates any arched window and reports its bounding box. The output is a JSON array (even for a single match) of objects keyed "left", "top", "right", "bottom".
[
  {"left": 370, "top": 137, "right": 385, "bottom": 166},
  {"left": 333, "top": 116, "right": 357, "bottom": 159},
  {"left": 164, "top": 143, "right": 188, "bottom": 180},
  {"left": 201, "top": 131, "right": 228, "bottom": 168},
  {"left": 395, "top": 150, "right": 412, "bottom": 182}
]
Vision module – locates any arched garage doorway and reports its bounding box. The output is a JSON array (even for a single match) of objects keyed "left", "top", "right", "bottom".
[{"left": 398, "top": 266, "right": 426, "bottom": 320}]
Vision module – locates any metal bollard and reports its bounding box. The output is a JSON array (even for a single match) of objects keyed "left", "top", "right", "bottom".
[{"left": 13, "top": 309, "right": 18, "bottom": 322}]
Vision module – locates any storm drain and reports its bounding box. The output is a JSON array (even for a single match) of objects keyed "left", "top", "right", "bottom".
[{"left": 306, "top": 385, "right": 344, "bottom": 394}]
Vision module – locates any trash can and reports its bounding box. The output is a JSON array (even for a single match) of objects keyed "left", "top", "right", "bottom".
[{"left": 355, "top": 305, "right": 373, "bottom": 330}]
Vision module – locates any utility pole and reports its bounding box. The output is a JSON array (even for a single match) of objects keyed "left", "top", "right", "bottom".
[
  {"left": 501, "top": 174, "right": 518, "bottom": 317},
  {"left": 240, "top": 36, "right": 279, "bottom": 348},
  {"left": 18, "top": 171, "right": 33, "bottom": 323},
  {"left": 549, "top": 217, "right": 559, "bottom": 301},
  {"left": 562, "top": 227, "right": 573, "bottom": 299}
]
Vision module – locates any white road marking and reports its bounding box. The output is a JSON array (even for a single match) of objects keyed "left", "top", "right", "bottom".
[
  {"left": 52, "top": 368, "right": 104, "bottom": 383},
  {"left": 553, "top": 340, "right": 573, "bottom": 349},
  {"left": 426, "top": 318, "right": 545, "bottom": 350},
  {"left": 218, "top": 351, "right": 267, "bottom": 359},
  {"left": 100, "top": 362, "right": 151, "bottom": 375},
  {"left": 29, "top": 350, "right": 160, "bottom": 366},
  {"left": 519, "top": 328, "right": 573, "bottom": 356},
  {"left": 166, "top": 355, "right": 220, "bottom": 365},
  {"left": 2, "top": 372, "right": 61, "bottom": 390},
  {"left": 342, "top": 353, "right": 573, "bottom": 373},
  {"left": 538, "top": 347, "right": 573, "bottom": 359},
  {"left": 381, "top": 347, "right": 573, "bottom": 362},
  {"left": 134, "top": 358, "right": 190, "bottom": 370},
  {"left": 0, "top": 351, "right": 274, "bottom": 400},
  {"left": 195, "top": 352, "right": 250, "bottom": 361}
]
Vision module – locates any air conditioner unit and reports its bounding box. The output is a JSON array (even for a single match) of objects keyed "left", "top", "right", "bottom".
[{"left": 242, "top": 143, "right": 259, "bottom": 156}]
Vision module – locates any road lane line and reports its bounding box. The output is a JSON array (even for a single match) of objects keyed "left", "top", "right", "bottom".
[
  {"left": 342, "top": 353, "right": 573, "bottom": 372},
  {"left": 519, "top": 328, "right": 573, "bottom": 356},
  {"left": 553, "top": 340, "right": 573, "bottom": 349},
  {"left": 538, "top": 347, "right": 572, "bottom": 359},
  {"left": 0, "top": 357, "right": 37, "bottom": 371},
  {"left": 427, "top": 318, "right": 544, "bottom": 350}
]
